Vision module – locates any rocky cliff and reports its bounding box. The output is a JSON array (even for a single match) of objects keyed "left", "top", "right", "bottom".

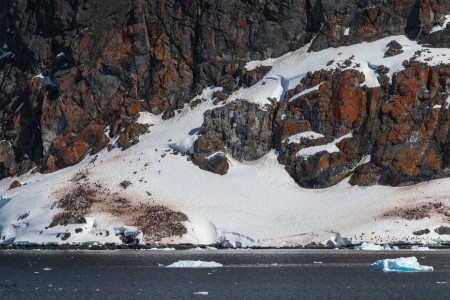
[{"left": 1, "top": 0, "right": 450, "bottom": 189}]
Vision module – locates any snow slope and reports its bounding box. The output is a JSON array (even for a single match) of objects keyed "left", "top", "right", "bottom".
[
  {"left": 2, "top": 36, "right": 450, "bottom": 247},
  {"left": 243, "top": 35, "right": 450, "bottom": 105}
]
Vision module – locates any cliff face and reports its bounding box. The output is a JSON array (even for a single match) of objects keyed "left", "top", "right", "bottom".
[{"left": 1, "top": 0, "right": 450, "bottom": 187}]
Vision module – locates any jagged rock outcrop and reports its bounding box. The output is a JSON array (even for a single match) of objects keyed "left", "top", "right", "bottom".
[
  {"left": 201, "top": 101, "right": 275, "bottom": 161},
  {"left": 1, "top": 0, "right": 450, "bottom": 180},
  {"left": 192, "top": 101, "right": 275, "bottom": 174},
  {"left": 193, "top": 58, "right": 450, "bottom": 188}
]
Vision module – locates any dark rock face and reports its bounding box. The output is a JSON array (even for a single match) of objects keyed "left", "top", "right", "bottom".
[
  {"left": 274, "top": 69, "right": 370, "bottom": 188},
  {"left": 1, "top": 0, "right": 450, "bottom": 180},
  {"left": 201, "top": 101, "right": 275, "bottom": 161},
  {"left": 192, "top": 101, "right": 274, "bottom": 175}
]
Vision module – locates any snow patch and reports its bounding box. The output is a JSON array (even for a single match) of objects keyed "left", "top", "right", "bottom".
[
  {"left": 166, "top": 260, "right": 223, "bottom": 268},
  {"left": 296, "top": 132, "right": 352, "bottom": 159},
  {"left": 446, "top": 95, "right": 450, "bottom": 109},
  {"left": 372, "top": 257, "right": 433, "bottom": 272},
  {"left": 169, "top": 132, "right": 199, "bottom": 154},
  {"left": 430, "top": 15, "right": 450, "bottom": 34},
  {"left": 288, "top": 83, "right": 323, "bottom": 102},
  {"left": 287, "top": 131, "right": 325, "bottom": 144},
  {"left": 245, "top": 35, "right": 450, "bottom": 104}
]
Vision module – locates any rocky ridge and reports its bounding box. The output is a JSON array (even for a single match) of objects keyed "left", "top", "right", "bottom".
[
  {"left": 193, "top": 42, "right": 450, "bottom": 188},
  {"left": 1, "top": 0, "right": 450, "bottom": 189}
]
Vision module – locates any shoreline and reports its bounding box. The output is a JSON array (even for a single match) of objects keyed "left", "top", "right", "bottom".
[{"left": 2, "top": 242, "right": 450, "bottom": 251}]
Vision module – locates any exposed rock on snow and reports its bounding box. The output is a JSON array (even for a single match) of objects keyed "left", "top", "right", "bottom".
[
  {"left": 384, "top": 40, "right": 404, "bottom": 58},
  {"left": 166, "top": 260, "right": 223, "bottom": 268},
  {"left": 434, "top": 226, "right": 450, "bottom": 235},
  {"left": 372, "top": 257, "right": 433, "bottom": 272},
  {"left": 413, "top": 229, "right": 431, "bottom": 236},
  {"left": 135, "top": 206, "right": 188, "bottom": 243}
]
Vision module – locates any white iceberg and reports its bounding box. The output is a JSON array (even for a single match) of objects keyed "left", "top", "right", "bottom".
[
  {"left": 372, "top": 256, "right": 433, "bottom": 272},
  {"left": 166, "top": 260, "right": 223, "bottom": 268},
  {"left": 354, "top": 242, "right": 399, "bottom": 251}
]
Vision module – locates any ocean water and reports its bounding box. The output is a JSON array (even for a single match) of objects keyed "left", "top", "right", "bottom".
[{"left": 0, "top": 249, "right": 449, "bottom": 299}]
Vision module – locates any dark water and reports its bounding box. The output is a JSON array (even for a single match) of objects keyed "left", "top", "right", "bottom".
[{"left": 1, "top": 249, "right": 450, "bottom": 299}]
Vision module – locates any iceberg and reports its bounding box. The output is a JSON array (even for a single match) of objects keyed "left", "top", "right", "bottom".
[{"left": 372, "top": 257, "right": 433, "bottom": 272}]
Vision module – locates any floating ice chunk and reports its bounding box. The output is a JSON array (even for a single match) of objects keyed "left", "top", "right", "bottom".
[
  {"left": 166, "top": 260, "right": 223, "bottom": 268},
  {"left": 354, "top": 242, "right": 399, "bottom": 251},
  {"left": 410, "top": 246, "right": 431, "bottom": 251},
  {"left": 372, "top": 256, "right": 433, "bottom": 272},
  {"left": 43, "top": 267, "right": 51, "bottom": 271},
  {"left": 149, "top": 247, "right": 176, "bottom": 251},
  {"left": 194, "top": 291, "right": 209, "bottom": 296}
]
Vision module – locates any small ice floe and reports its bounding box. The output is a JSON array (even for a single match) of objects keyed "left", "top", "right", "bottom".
[
  {"left": 354, "top": 242, "right": 399, "bottom": 251},
  {"left": 149, "top": 247, "right": 176, "bottom": 251},
  {"left": 166, "top": 260, "right": 223, "bottom": 268},
  {"left": 410, "top": 246, "right": 431, "bottom": 251},
  {"left": 437, "top": 282, "right": 448, "bottom": 284},
  {"left": 372, "top": 256, "right": 433, "bottom": 272},
  {"left": 193, "top": 291, "right": 209, "bottom": 295},
  {"left": 313, "top": 261, "right": 323, "bottom": 264},
  {"left": 43, "top": 267, "right": 51, "bottom": 271}
]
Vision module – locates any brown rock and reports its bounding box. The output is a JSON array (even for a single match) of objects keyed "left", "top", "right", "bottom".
[{"left": 9, "top": 180, "right": 22, "bottom": 190}]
